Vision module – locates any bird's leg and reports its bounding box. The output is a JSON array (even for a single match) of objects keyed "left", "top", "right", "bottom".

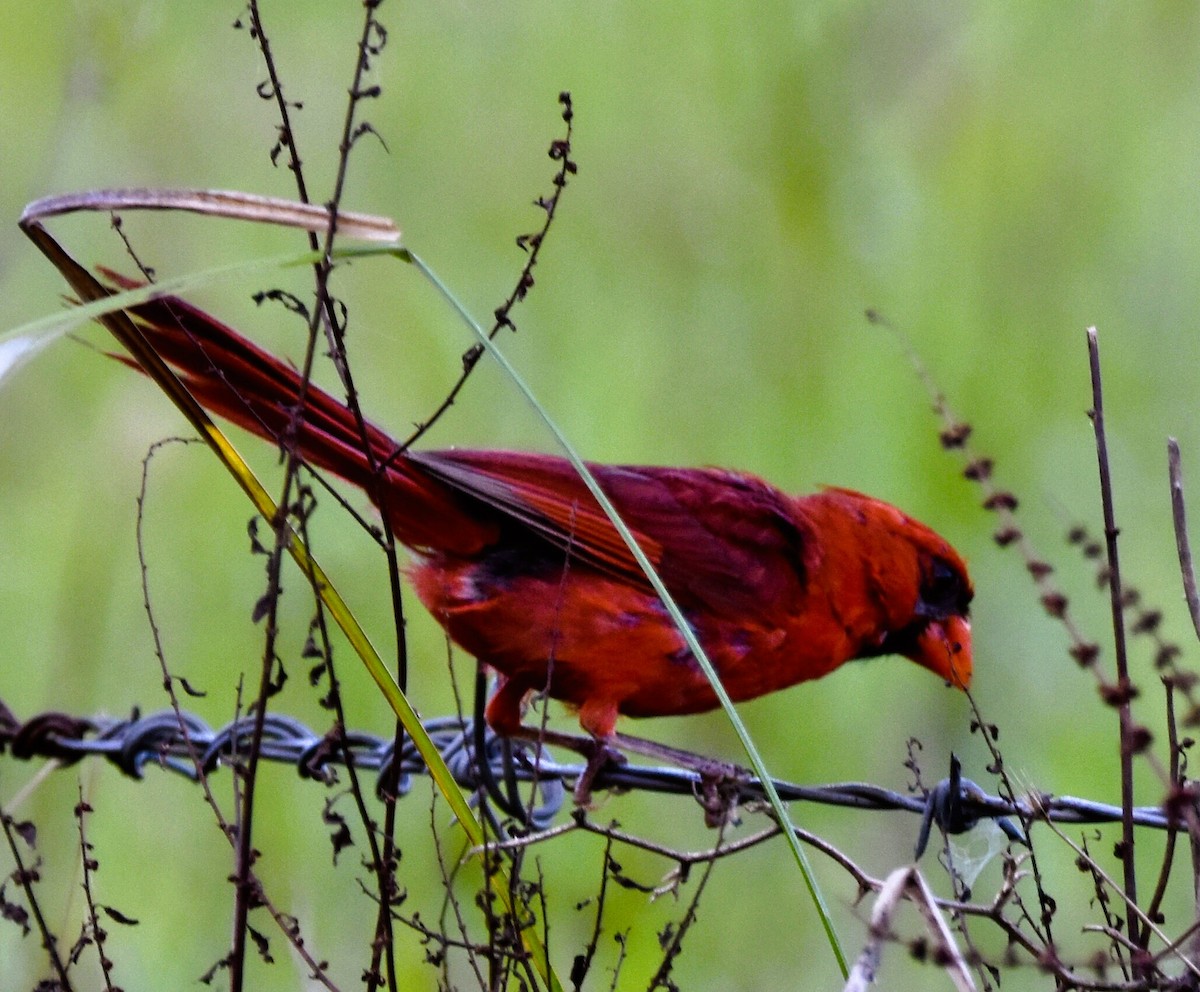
[
  {"left": 498, "top": 723, "right": 627, "bottom": 806},
  {"left": 566, "top": 734, "right": 627, "bottom": 807},
  {"left": 483, "top": 676, "right": 625, "bottom": 805},
  {"left": 519, "top": 702, "right": 629, "bottom": 806},
  {"left": 571, "top": 699, "right": 630, "bottom": 806},
  {"left": 484, "top": 681, "right": 743, "bottom": 806}
]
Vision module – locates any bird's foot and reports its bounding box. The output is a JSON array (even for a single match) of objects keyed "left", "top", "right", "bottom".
[
  {"left": 572, "top": 738, "right": 628, "bottom": 807},
  {"left": 495, "top": 721, "right": 628, "bottom": 807}
]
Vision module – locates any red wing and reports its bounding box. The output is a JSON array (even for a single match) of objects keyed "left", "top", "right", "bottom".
[
  {"left": 408, "top": 449, "right": 665, "bottom": 576},
  {"left": 412, "top": 450, "right": 812, "bottom": 620}
]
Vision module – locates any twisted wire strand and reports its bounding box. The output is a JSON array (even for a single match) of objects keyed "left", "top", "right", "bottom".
[{"left": 0, "top": 699, "right": 1175, "bottom": 838}]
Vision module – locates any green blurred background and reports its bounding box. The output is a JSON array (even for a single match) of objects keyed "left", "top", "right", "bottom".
[{"left": 3, "top": 3, "right": 1200, "bottom": 989}]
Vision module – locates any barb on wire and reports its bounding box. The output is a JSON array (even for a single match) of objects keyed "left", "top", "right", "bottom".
[{"left": 0, "top": 699, "right": 1180, "bottom": 842}]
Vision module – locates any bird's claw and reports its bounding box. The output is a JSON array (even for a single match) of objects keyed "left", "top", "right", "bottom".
[{"left": 572, "top": 740, "right": 628, "bottom": 807}]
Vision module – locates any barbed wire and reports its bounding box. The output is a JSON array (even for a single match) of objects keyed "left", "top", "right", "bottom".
[{"left": 0, "top": 698, "right": 1179, "bottom": 846}]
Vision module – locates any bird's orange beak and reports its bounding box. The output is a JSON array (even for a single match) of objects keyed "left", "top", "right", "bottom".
[{"left": 909, "top": 615, "right": 972, "bottom": 690}]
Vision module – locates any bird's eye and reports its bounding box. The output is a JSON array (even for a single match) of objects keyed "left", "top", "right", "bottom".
[{"left": 919, "top": 559, "right": 970, "bottom": 617}]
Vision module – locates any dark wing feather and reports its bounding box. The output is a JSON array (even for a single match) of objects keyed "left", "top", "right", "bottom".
[
  {"left": 407, "top": 449, "right": 665, "bottom": 574},
  {"left": 410, "top": 450, "right": 812, "bottom": 620}
]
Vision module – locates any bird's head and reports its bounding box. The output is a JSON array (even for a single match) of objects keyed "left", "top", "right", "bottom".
[{"left": 811, "top": 488, "right": 974, "bottom": 690}]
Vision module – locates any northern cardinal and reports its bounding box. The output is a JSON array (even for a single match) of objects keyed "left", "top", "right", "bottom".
[{"left": 99, "top": 277, "right": 973, "bottom": 784}]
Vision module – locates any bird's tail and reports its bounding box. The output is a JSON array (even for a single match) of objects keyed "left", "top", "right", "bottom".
[{"left": 99, "top": 270, "right": 496, "bottom": 555}]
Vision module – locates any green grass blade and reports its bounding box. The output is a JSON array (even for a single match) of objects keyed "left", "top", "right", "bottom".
[{"left": 407, "top": 248, "right": 849, "bottom": 978}]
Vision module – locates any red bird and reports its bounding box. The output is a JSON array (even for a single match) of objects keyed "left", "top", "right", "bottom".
[{"left": 104, "top": 284, "right": 974, "bottom": 778}]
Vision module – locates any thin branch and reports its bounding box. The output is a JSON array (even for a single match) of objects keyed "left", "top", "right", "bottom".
[
  {"left": 646, "top": 820, "right": 727, "bottom": 991},
  {"left": 1086, "top": 326, "right": 1139, "bottom": 945},
  {"left": 240, "top": 4, "right": 403, "bottom": 990},
  {"left": 1041, "top": 816, "right": 1200, "bottom": 981},
  {"left": 397, "top": 92, "right": 577, "bottom": 453},
  {"left": 1142, "top": 679, "right": 1181, "bottom": 940},
  {"left": 0, "top": 805, "right": 72, "bottom": 989},
  {"left": 73, "top": 787, "right": 120, "bottom": 991},
  {"left": 1168, "top": 437, "right": 1200, "bottom": 643},
  {"left": 571, "top": 833, "right": 615, "bottom": 991}
]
